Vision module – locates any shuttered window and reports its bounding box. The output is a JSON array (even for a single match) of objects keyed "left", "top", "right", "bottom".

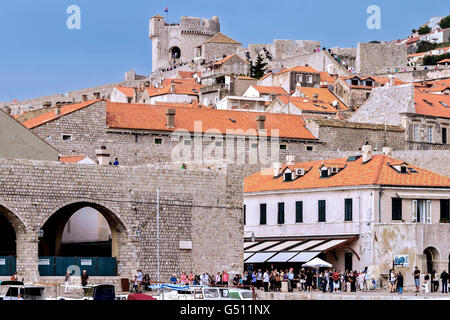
[
  {"left": 295, "top": 201, "right": 303, "bottom": 223},
  {"left": 318, "top": 200, "right": 326, "bottom": 222},
  {"left": 260, "top": 204, "right": 267, "bottom": 225},
  {"left": 345, "top": 199, "right": 353, "bottom": 221},
  {"left": 278, "top": 202, "right": 285, "bottom": 224},
  {"left": 392, "top": 198, "right": 402, "bottom": 221}
]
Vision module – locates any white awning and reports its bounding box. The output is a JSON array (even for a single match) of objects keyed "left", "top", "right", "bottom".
[
  {"left": 264, "top": 241, "right": 302, "bottom": 252},
  {"left": 244, "top": 242, "right": 257, "bottom": 249},
  {"left": 267, "top": 252, "right": 299, "bottom": 263},
  {"left": 288, "top": 240, "right": 326, "bottom": 251},
  {"left": 312, "top": 239, "right": 348, "bottom": 251},
  {"left": 245, "top": 252, "right": 277, "bottom": 263},
  {"left": 245, "top": 241, "right": 279, "bottom": 252},
  {"left": 244, "top": 252, "right": 255, "bottom": 260},
  {"left": 289, "top": 251, "right": 321, "bottom": 263}
]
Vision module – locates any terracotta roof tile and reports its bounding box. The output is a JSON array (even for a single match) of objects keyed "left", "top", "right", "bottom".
[
  {"left": 252, "top": 86, "right": 288, "bottom": 95},
  {"left": 115, "top": 86, "right": 135, "bottom": 98},
  {"left": 244, "top": 155, "right": 450, "bottom": 193},
  {"left": 147, "top": 78, "right": 203, "bottom": 97},
  {"left": 21, "top": 100, "right": 100, "bottom": 129},
  {"left": 59, "top": 155, "right": 87, "bottom": 163},
  {"left": 278, "top": 96, "right": 339, "bottom": 114},
  {"left": 204, "top": 32, "right": 241, "bottom": 45},
  {"left": 106, "top": 102, "right": 318, "bottom": 140},
  {"left": 414, "top": 91, "right": 450, "bottom": 118},
  {"left": 276, "top": 66, "right": 320, "bottom": 75},
  {"left": 295, "top": 87, "right": 348, "bottom": 110},
  {"left": 214, "top": 54, "right": 249, "bottom": 65}
]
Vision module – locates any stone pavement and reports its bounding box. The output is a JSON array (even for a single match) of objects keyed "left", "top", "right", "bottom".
[{"left": 257, "top": 289, "right": 450, "bottom": 300}]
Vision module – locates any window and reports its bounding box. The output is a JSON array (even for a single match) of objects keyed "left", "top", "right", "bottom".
[
  {"left": 306, "top": 146, "right": 314, "bottom": 151},
  {"left": 443, "top": 127, "right": 448, "bottom": 144},
  {"left": 412, "top": 200, "right": 432, "bottom": 223},
  {"left": 306, "top": 75, "right": 313, "bottom": 84},
  {"left": 296, "top": 201, "right": 303, "bottom": 223},
  {"left": 278, "top": 202, "right": 285, "bottom": 224},
  {"left": 441, "top": 200, "right": 449, "bottom": 221},
  {"left": 127, "top": 97, "right": 132, "bottom": 103},
  {"left": 321, "top": 169, "right": 329, "bottom": 178},
  {"left": 427, "top": 126, "right": 433, "bottom": 143},
  {"left": 351, "top": 79, "right": 359, "bottom": 86},
  {"left": 280, "top": 144, "right": 287, "bottom": 150},
  {"left": 155, "top": 138, "right": 162, "bottom": 145},
  {"left": 184, "top": 140, "right": 191, "bottom": 146},
  {"left": 243, "top": 205, "right": 246, "bottom": 226},
  {"left": 260, "top": 204, "right": 267, "bottom": 225},
  {"left": 62, "top": 134, "right": 72, "bottom": 141},
  {"left": 392, "top": 198, "right": 402, "bottom": 221},
  {"left": 345, "top": 199, "right": 353, "bottom": 221},
  {"left": 365, "top": 80, "right": 373, "bottom": 87},
  {"left": 251, "top": 143, "right": 258, "bottom": 149},
  {"left": 284, "top": 172, "right": 292, "bottom": 182},
  {"left": 413, "top": 124, "right": 419, "bottom": 142},
  {"left": 318, "top": 200, "right": 326, "bottom": 222},
  {"left": 215, "top": 141, "right": 223, "bottom": 146},
  {"left": 296, "top": 74, "right": 303, "bottom": 83}
]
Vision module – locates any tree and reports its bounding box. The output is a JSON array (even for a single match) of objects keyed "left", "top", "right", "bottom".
[
  {"left": 250, "top": 53, "right": 268, "bottom": 79},
  {"left": 422, "top": 53, "right": 450, "bottom": 66},
  {"left": 439, "top": 15, "right": 450, "bottom": 29},
  {"left": 411, "top": 29, "right": 417, "bottom": 34},
  {"left": 418, "top": 25, "right": 431, "bottom": 35},
  {"left": 416, "top": 41, "right": 438, "bottom": 53}
]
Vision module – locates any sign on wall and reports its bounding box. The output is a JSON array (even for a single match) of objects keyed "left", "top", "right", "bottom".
[
  {"left": 80, "top": 259, "right": 92, "bottom": 266},
  {"left": 394, "top": 255, "right": 409, "bottom": 267},
  {"left": 38, "top": 259, "right": 50, "bottom": 266},
  {"left": 0, "top": 259, "right": 6, "bottom": 265}
]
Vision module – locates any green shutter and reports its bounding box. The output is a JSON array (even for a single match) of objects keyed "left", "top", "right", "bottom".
[
  {"left": 392, "top": 198, "right": 402, "bottom": 221},
  {"left": 318, "top": 200, "right": 326, "bottom": 222},
  {"left": 345, "top": 199, "right": 353, "bottom": 221},
  {"left": 260, "top": 203, "right": 267, "bottom": 225},
  {"left": 296, "top": 201, "right": 303, "bottom": 223},
  {"left": 278, "top": 203, "right": 285, "bottom": 224}
]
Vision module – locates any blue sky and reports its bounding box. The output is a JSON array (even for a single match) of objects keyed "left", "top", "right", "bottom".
[{"left": 0, "top": 0, "right": 449, "bottom": 101}]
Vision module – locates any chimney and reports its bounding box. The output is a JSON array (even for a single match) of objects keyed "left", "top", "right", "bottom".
[
  {"left": 95, "top": 145, "right": 111, "bottom": 165},
  {"left": 312, "top": 94, "right": 319, "bottom": 102},
  {"left": 362, "top": 145, "right": 372, "bottom": 162},
  {"left": 382, "top": 147, "right": 393, "bottom": 157},
  {"left": 389, "top": 75, "right": 395, "bottom": 87},
  {"left": 55, "top": 105, "right": 62, "bottom": 117},
  {"left": 170, "top": 81, "right": 176, "bottom": 93},
  {"left": 273, "top": 162, "right": 282, "bottom": 177},
  {"left": 256, "top": 115, "right": 266, "bottom": 131},
  {"left": 43, "top": 101, "right": 52, "bottom": 108},
  {"left": 82, "top": 94, "right": 88, "bottom": 102},
  {"left": 166, "top": 109, "right": 176, "bottom": 128},
  {"left": 94, "top": 92, "right": 101, "bottom": 100},
  {"left": 286, "top": 155, "right": 295, "bottom": 165}
]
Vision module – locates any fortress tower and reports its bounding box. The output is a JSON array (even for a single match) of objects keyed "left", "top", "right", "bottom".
[{"left": 149, "top": 15, "right": 221, "bottom": 72}]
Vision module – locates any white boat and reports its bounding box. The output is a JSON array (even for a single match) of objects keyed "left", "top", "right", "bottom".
[
  {"left": 0, "top": 281, "right": 47, "bottom": 300},
  {"left": 151, "top": 284, "right": 237, "bottom": 300}
]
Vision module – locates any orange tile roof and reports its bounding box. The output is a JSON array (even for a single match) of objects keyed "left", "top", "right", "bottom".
[
  {"left": 147, "top": 78, "right": 203, "bottom": 97},
  {"left": 259, "top": 73, "right": 273, "bottom": 81},
  {"left": 278, "top": 96, "right": 339, "bottom": 114},
  {"left": 115, "top": 86, "right": 135, "bottom": 98},
  {"left": 214, "top": 54, "right": 250, "bottom": 65},
  {"left": 178, "top": 71, "right": 202, "bottom": 79},
  {"left": 414, "top": 92, "right": 450, "bottom": 119},
  {"left": 152, "top": 101, "right": 213, "bottom": 109},
  {"left": 106, "top": 102, "right": 318, "bottom": 140},
  {"left": 276, "top": 66, "right": 320, "bottom": 75},
  {"left": 21, "top": 100, "right": 100, "bottom": 129},
  {"left": 319, "top": 72, "right": 336, "bottom": 84},
  {"left": 252, "top": 86, "right": 288, "bottom": 95},
  {"left": 438, "top": 58, "right": 450, "bottom": 64},
  {"left": 59, "top": 155, "right": 87, "bottom": 163},
  {"left": 244, "top": 155, "right": 450, "bottom": 193},
  {"left": 295, "top": 87, "right": 348, "bottom": 110}
]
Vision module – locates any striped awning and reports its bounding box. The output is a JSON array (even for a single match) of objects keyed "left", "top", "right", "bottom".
[{"left": 244, "top": 236, "right": 357, "bottom": 264}]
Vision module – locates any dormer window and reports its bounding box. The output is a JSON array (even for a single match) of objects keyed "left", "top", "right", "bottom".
[
  {"left": 400, "top": 166, "right": 407, "bottom": 173},
  {"left": 284, "top": 172, "right": 292, "bottom": 181},
  {"left": 366, "top": 80, "right": 373, "bottom": 87},
  {"left": 351, "top": 79, "right": 359, "bottom": 86},
  {"left": 321, "top": 168, "right": 329, "bottom": 178}
]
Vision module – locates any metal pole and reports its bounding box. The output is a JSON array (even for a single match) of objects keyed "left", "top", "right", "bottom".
[{"left": 157, "top": 188, "right": 160, "bottom": 296}]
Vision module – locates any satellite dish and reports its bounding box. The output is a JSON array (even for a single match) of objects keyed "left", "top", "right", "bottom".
[{"left": 332, "top": 100, "right": 338, "bottom": 106}]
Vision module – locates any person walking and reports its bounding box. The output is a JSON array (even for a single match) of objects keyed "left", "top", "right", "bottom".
[
  {"left": 81, "top": 270, "right": 89, "bottom": 293},
  {"left": 358, "top": 271, "right": 365, "bottom": 291},
  {"left": 222, "top": 270, "right": 229, "bottom": 287},
  {"left": 299, "top": 269, "right": 306, "bottom": 292},
  {"left": 256, "top": 269, "right": 262, "bottom": 290},
  {"left": 135, "top": 269, "right": 143, "bottom": 293},
  {"left": 364, "top": 271, "right": 370, "bottom": 291},
  {"left": 396, "top": 272, "right": 404, "bottom": 294},
  {"left": 64, "top": 271, "right": 71, "bottom": 294},
  {"left": 431, "top": 270, "right": 439, "bottom": 293},
  {"left": 413, "top": 266, "right": 421, "bottom": 293},
  {"left": 287, "top": 268, "right": 295, "bottom": 292},
  {"left": 251, "top": 271, "right": 257, "bottom": 287},
  {"left": 423, "top": 271, "right": 430, "bottom": 294},
  {"left": 215, "top": 272, "right": 221, "bottom": 286},
  {"left": 440, "top": 270, "right": 448, "bottom": 293},
  {"left": 344, "top": 271, "right": 351, "bottom": 292},
  {"left": 332, "top": 270, "right": 340, "bottom": 293},
  {"left": 305, "top": 269, "right": 313, "bottom": 292},
  {"left": 263, "top": 270, "right": 270, "bottom": 292},
  {"left": 350, "top": 271, "right": 357, "bottom": 292},
  {"left": 389, "top": 269, "right": 396, "bottom": 293},
  {"left": 188, "top": 271, "right": 194, "bottom": 286}
]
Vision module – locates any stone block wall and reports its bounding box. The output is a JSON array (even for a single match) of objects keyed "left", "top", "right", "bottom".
[{"left": 356, "top": 43, "right": 407, "bottom": 75}]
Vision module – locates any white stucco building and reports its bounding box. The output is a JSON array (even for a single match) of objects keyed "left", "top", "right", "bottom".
[{"left": 244, "top": 147, "right": 450, "bottom": 288}]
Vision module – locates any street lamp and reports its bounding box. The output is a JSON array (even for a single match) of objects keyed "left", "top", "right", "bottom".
[{"left": 37, "top": 229, "right": 44, "bottom": 238}]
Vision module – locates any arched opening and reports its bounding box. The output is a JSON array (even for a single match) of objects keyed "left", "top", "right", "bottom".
[
  {"left": 38, "top": 202, "right": 126, "bottom": 258},
  {"left": 0, "top": 205, "right": 26, "bottom": 276},
  {"left": 423, "top": 247, "right": 440, "bottom": 274},
  {"left": 170, "top": 46, "right": 181, "bottom": 61}
]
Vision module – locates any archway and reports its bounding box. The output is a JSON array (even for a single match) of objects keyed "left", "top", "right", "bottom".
[
  {"left": 38, "top": 202, "right": 127, "bottom": 259},
  {"left": 0, "top": 204, "right": 27, "bottom": 276},
  {"left": 170, "top": 46, "right": 181, "bottom": 61},
  {"left": 423, "top": 247, "right": 440, "bottom": 274}
]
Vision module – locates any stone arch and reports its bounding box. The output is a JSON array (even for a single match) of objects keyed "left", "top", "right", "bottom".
[
  {"left": 170, "top": 46, "right": 182, "bottom": 61},
  {"left": 38, "top": 200, "right": 130, "bottom": 259},
  {"left": 423, "top": 247, "right": 440, "bottom": 274},
  {"left": 0, "top": 202, "right": 28, "bottom": 257}
]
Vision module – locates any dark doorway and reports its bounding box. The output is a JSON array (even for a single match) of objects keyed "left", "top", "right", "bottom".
[
  {"left": 0, "top": 213, "right": 16, "bottom": 256},
  {"left": 171, "top": 47, "right": 181, "bottom": 60},
  {"left": 424, "top": 249, "right": 433, "bottom": 273},
  {"left": 345, "top": 253, "right": 353, "bottom": 272}
]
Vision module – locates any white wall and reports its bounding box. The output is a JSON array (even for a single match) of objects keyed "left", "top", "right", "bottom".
[{"left": 110, "top": 88, "right": 129, "bottom": 103}]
